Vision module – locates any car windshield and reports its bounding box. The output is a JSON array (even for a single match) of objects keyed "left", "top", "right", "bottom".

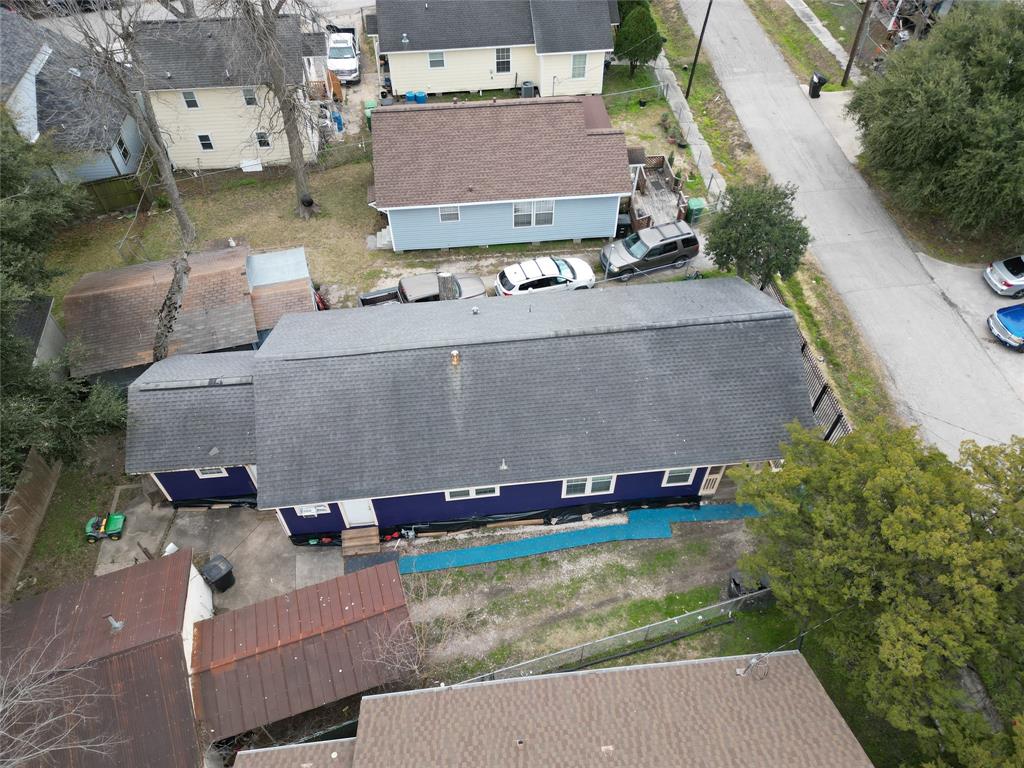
[
  {"left": 1003, "top": 256, "right": 1024, "bottom": 277},
  {"left": 329, "top": 45, "right": 355, "bottom": 59},
  {"left": 623, "top": 232, "right": 647, "bottom": 258},
  {"left": 499, "top": 272, "right": 515, "bottom": 291},
  {"left": 553, "top": 259, "right": 576, "bottom": 279}
]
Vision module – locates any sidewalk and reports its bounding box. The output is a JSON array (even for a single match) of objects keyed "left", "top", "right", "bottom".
[{"left": 674, "top": 0, "right": 1024, "bottom": 454}]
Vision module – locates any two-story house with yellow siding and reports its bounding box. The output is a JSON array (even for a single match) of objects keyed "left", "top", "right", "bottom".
[
  {"left": 370, "top": 0, "right": 618, "bottom": 98},
  {"left": 132, "top": 17, "right": 319, "bottom": 172}
]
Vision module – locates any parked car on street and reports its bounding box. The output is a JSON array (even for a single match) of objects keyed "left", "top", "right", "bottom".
[
  {"left": 983, "top": 256, "right": 1024, "bottom": 298},
  {"left": 495, "top": 257, "right": 595, "bottom": 296},
  {"left": 358, "top": 272, "right": 486, "bottom": 306},
  {"left": 326, "top": 26, "right": 360, "bottom": 84},
  {"left": 987, "top": 303, "right": 1024, "bottom": 351},
  {"left": 600, "top": 221, "right": 700, "bottom": 282}
]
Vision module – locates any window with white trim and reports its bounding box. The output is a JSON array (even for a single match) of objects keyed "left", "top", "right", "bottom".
[
  {"left": 198, "top": 134, "right": 214, "bottom": 151},
  {"left": 296, "top": 502, "right": 331, "bottom": 517},
  {"left": 444, "top": 486, "right": 499, "bottom": 501},
  {"left": 439, "top": 205, "right": 460, "bottom": 223},
  {"left": 513, "top": 200, "right": 554, "bottom": 227},
  {"left": 255, "top": 131, "right": 271, "bottom": 148},
  {"left": 195, "top": 467, "right": 228, "bottom": 478},
  {"left": 116, "top": 136, "right": 131, "bottom": 164},
  {"left": 661, "top": 467, "right": 696, "bottom": 487},
  {"left": 562, "top": 474, "right": 615, "bottom": 497},
  {"left": 242, "top": 87, "right": 257, "bottom": 106},
  {"left": 428, "top": 51, "right": 445, "bottom": 68},
  {"left": 182, "top": 90, "right": 199, "bottom": 109},
  {"left": 495, "top": 47, "right": 511, "bottom": 73},
  {"left": 571, "top": 53, "right": 587, "bottom": 79}
]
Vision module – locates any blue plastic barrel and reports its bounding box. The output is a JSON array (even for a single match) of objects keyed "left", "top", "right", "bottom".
[
  {"left": 405, "top": 91, "right": 416, "bottom": 103},
  {"left": 415, "top": 91, "right": 427, "bottom": 104}
]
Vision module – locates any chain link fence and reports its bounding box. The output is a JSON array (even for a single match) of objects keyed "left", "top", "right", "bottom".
[{"left": 457, "top": 590, "right": 772, "bottom": 685}]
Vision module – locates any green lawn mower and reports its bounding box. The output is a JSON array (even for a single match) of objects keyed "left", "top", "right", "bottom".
[{"left": 85, "top": 512, "right": 126, "bottom": 543}]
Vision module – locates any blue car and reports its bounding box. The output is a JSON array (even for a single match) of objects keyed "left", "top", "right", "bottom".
[{"left": 987, "top": 303, "right": 1024, "bottom": 351}]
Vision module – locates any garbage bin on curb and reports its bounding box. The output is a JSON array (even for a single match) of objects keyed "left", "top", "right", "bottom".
[
  {"left": 201, "top": 555, "right": 235, "bottom": 592},
  {"left": 686, "top": 197, "right": 707, "bottom": 225},
  {"left": 809, "top": 71, "right": 827, "bottom": 98}
]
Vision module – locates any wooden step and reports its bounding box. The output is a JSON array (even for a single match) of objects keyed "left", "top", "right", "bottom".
[{"left": 342, "top": 526, "right": 381, "bottom": 556}]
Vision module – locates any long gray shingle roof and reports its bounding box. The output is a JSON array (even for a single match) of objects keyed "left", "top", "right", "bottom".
[
  {"left": 253, "top": 279, "right": 812, "bottom": 508},
  {"left": 375, "top": 0, "right": 612, "bottom": 54}
]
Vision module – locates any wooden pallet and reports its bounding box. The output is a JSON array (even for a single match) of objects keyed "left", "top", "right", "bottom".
[{"left": 342, "top": 526, "right": 381, "bottom": 556}]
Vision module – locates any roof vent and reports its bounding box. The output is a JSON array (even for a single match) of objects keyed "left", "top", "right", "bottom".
[
  {"left": 424, "top": 2, "right": 428, "bottom": 8},
  {"left": 401, "top": 32, "right": 409, "bottom": 45},
  {"left": 500, "top": 458, "right": 508, "bottom": 471},
  {"left": 224, "top": 69, "right": 231, "bottom": 79},
  {"left": 471, "top": 306, "right": 479, "bottom": 315},
  {"left": 165, "top": 70, "right": 172, "bottom": 78},
  {"left": 450, "top": 350, "right": 460, "bottom": 366},
  {"left": 106, "top": 615, "right": 124, "bottom": 633}
]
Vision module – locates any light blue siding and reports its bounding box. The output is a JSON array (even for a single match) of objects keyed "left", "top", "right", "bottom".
[
  {"left": 387, "top": 195, "right": 621, "bottom": 251},
  {"left": 112, "top": 116, "right": 143, "bottom": 176},
  {"left": 64, "top": 152, "right": 118, "bottom": 183},
  {"left": 58, "top": 116, "right": 143, "bottom": 183}
]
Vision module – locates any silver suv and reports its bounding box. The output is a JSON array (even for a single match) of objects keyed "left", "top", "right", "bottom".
[{"left": 600, "top": 221, "right": 700, "bottom": 282}]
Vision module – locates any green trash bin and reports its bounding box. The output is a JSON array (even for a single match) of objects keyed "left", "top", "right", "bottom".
[
  {"left": 686, "top": 197, "right": 707, "bottom": 225},
  {"left": 364, "top": 98, "right": 378, "bottom": 131}
]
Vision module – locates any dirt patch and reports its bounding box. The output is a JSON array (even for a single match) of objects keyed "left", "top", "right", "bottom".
[{"left": 401, "top": 519, "right": 753, "bottom": 677}]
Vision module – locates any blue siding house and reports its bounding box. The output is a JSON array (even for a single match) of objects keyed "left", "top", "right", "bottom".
[
  {"left": 126, "top": 280, "right": 814, "bottom": 544},
  {"left": 369, "top": 96, "right": 632, "bottom": 251}
]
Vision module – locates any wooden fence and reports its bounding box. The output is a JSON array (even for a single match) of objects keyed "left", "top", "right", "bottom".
[
  {"left": 1, "top": 449, "right": 62, "bottom": 600},
  {"left": 83, "top": 174, "right": 150, "bottom": 214}
]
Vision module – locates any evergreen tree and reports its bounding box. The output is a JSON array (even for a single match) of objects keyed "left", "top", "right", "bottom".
[{"left": 613, "top": 3, "right": 662, "bottom": 77}]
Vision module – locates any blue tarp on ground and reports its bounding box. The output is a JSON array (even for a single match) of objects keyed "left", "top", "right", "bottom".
[{"left": 397, "top": 504, "right": 758, "bottom": 574}]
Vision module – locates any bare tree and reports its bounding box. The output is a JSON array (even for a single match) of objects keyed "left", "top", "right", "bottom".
[
  {"left": 155, "top": 0, "right": 197, "bottom": 19},
  {"left": 0, "top": 622, "right": 116, "bottom": 768},
  {"left": 31, "top": 3, "right": 198, "bottom": 359},
  {"left": 219, "top": 0, "right": 320, "bottom": 218}
]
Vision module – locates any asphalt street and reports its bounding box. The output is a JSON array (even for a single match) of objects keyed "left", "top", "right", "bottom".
[{"left": 677, "top": 0, "right": 1023, "bottom": 455}]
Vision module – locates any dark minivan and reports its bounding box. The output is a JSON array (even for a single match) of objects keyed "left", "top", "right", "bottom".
[{"left": 600, "top": 221, "right": 700, "bottom": 281}]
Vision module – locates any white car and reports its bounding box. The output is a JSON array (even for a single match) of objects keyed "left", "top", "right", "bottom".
[
  {"left": 326, "top": 29, "right": 360, "bottom": 84},
  {"left": 495, "top": 257, "right": 596, "bottom": 296}
]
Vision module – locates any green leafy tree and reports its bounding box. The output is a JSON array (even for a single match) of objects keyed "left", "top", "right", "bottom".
[
  {"left": 617, "top": 0, "right": 650, "bottom": 23},
  {"left": 705, "top": 178, "right": 810, "bottom": 284},
  {"left": 613, "top": 3, "right": 662, "bottom": 77},
  {"left": 0, "top": 111, "right": 124, "bottom": 491},
  {"left": 733, "top": 422, "right": 1021, "bottom": 762},
  {"left": 846, "top": 4, "right": 1024, "bottom": 239}
]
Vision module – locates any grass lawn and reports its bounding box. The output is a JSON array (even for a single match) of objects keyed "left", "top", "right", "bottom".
[
  {"left": 744, "top": 0, "right": 847, "bottom": 85},
  {"left": 651, "top": 0, "right": 765, "bottom": 185},
  {"left": 805, "top": 0, "right": 864, "bottom": 48},
  {"left": 47, "top": 161, "right": 383, "bottom": 314},
  {"left": 603, "top": 64, "right": 686, "bottom": 174}
]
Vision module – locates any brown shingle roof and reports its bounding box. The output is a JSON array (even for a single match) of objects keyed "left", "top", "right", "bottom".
[
  {"left": 251, "top": 278, "right": 314, "bottom": 332},
  {"left": 63, "top": 243, "right": 258, "bottom": 378},
  {"left": 234, "top": 739, "right": 356, "bottom": 768},
  {"left": 351, "top": 652, "right": 874, "bottom": 768},
  {"left": 191, "top": 562, "right": 409, "bottom": 740},
  {"left": 0, "top": 550, "right": 201, "bottom": 768},
  {"left": 371, "top": 97, "right": 631, "bottom": 209}
]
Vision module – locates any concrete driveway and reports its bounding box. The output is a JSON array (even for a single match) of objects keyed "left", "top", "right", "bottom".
[{"left": 675, "top": 0, "right": 1024, "bottom": 454}]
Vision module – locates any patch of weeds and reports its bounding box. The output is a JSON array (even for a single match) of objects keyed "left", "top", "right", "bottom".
[
  {"left": 486, "top": 576, "right": 586, "bottom": 620},
  {"left": 682, "top": 538, "right": 710, "bottom": 558},
  {"left": 743, "top": 0, "right": 845, "bottom": 84},
  {"left": 486, "top": 643, "right": 517, "bottom": 668},
  {"left": 781, "top": 273, "right": 839, "bottom": 369},
  {"left": 635, "top": 547, "right": 682, "bottom": 577},
  {"left": 217, "top": 177, "right": 265, "bottom": 192},
  {"left": 493, "top": 555, "right": 556, "bottom": 582}
]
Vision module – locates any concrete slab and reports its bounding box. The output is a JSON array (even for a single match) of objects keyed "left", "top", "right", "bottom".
[
  {"left": 94, "top": 488, "right": 176, "bottom": 576},
  {"left": 804, "top": 87, "right": 862, "bottom": 165},
  {"left": 295, "top": 547, "right": 346, "bottom": 590}
]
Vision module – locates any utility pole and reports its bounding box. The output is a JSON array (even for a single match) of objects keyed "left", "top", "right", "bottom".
[
  {"left": 842, "top": 0, "right": 872, "bottom": 86},
  {"left": 685, "top": 0, "right": 714, "bottom": 100}
]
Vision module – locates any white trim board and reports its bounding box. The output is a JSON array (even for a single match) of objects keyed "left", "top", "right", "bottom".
[{"left": 378, "top": 192, "right": 629, "bottom": 213}]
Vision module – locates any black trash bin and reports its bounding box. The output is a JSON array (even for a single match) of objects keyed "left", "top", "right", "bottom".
[
  {"left": 201, "top": 555, "right": 235, "bottom": 592},
  {"left": 809, "top": 71, "right": 827, "bottom": 98}
]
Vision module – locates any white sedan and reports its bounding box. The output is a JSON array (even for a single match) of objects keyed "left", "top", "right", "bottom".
[{"left": 495, "top": 257, "right": 596, "bottom": 296}]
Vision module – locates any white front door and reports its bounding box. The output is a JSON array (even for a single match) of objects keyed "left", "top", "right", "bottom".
[
  {"left": 699, "top": 466, "right": 726, "bottom": 497},
  {"left": 339, "top": 498, "right": 377, "bottom": 527}
]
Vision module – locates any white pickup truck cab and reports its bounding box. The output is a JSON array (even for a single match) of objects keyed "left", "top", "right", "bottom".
[{"left": 326, "top": 27, "right": 360, "bottom": 84}]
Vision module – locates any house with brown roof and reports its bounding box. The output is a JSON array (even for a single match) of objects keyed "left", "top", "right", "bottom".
[
  {"left": 368, "top": 96, "right": 631, "bottom": 251},
  {"left": 0, "top": 549, "right": 212, "bottom": 768},
  {"left": 63, "top": 241, "right": 316, "bottom": 385},
  {"left": 234, "top": 651, "right": 874, "bottom": 767}
]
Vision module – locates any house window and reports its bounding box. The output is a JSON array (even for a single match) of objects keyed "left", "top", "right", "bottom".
[
  {"left": 571, "top": 53, "right": 587, "bottom": 79},
  {"left": 534, "top": 199, "right": 554, "bottom": 226},
  {"left": 242, "top": 87, "right": 257, "bottom": 106},
  {"left": 296, "top": 502, "right": 331, "bottom": 517},
  {"left": 428, "top": 51, "right": 445, "bottom": 68},
  {"left": 255, "top": 131, "right": 271, "bottom": 148},
  {"left": 444, "top": 486, "right": 500, "bottom": 501},
  {"left": 116, "top": 136, "right": 131, "bottom": 164},
  {"left": 495, "top": 47, "right": 511, "bottom": 73},
  {"left": 198, "top": 134, "right": 214, "bottom": 151},
  {"left": 513, "top": 200, "right": 555, "bottom": 227},
  {"left": 662, "top": 467, "right": 696, "bottom": 487},
  {"left": 562, "top": 474, "right": 616, "bottom": 497},
  {"left": 195, "top": 467, "right": 228, "bottom": 478},
  {"left": 439, "top": 205, "right": 460, "bottom": 223},
  {"left": 182, "top": 90, "right": 199, "bottom": 109}
]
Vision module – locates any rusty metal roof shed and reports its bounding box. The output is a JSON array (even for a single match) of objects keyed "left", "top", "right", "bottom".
[{"left": 191, "top": 562, "right": 409, "bottom": 740}]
